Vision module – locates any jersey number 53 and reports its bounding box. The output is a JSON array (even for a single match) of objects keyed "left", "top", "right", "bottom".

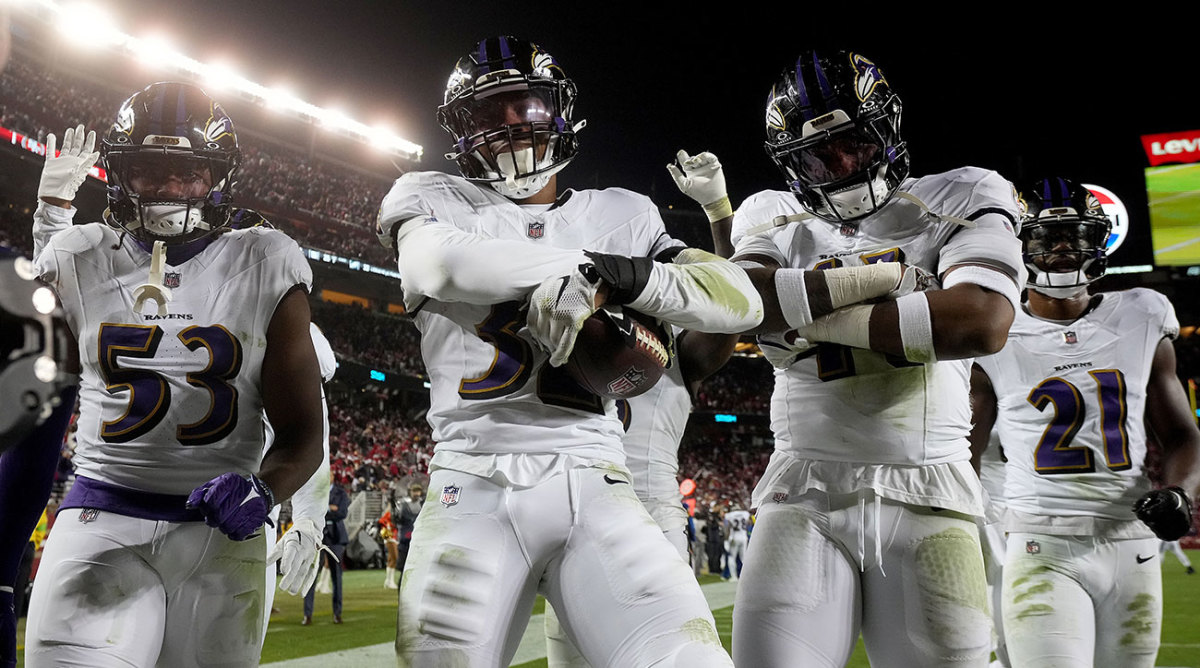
[{"left": 98, "top": 323, "right": 243, "bottom": 446}]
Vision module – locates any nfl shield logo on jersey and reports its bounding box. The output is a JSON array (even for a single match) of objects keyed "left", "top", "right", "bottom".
[
  {"left": 78, "top": 508, "right": 100, "bottom": 524},
  {"left": 527, "top": 221, "right": 544, "bottom": 239},
  {"left": 163, "top": 272, "right": 181, "bottom": 289},
  {"left": 1063, "top": 331, "right": 1077, "bottom": 344},
  {"left": 1026, "top": 539, "right": 1041, "bottom": 555},
  {"left": 440, "top": 485, "right": 461, "bottom": 508},
  {"left": 772, "top": 492, "right": 789, "bottom": 503}
]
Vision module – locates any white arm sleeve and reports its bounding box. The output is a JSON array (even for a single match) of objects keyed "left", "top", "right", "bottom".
[
  {"left": 33, "top": 201, "right": 76, "bottom": 261},
  {"left": 626, "top": 248, "right": 764, "bottom": 333},
  {"left": 289, "top": 402, "right": 331, "bottom": 526},
  {"left": 395, "top": 216, "right": 588, "bottom": 305}
]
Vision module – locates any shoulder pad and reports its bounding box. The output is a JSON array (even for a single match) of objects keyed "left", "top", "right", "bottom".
[
  {"left": 376, "top": 171, "right": 472, "bottom": 249},
  {"left": 731, "top": 190, "right": 799, "bottom": 246},
  {"left": 46, "top": 223, "right": 115, "bottom": 255}
]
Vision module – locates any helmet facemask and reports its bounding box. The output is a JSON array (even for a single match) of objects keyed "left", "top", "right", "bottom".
[
  {"left": 104, "top": 146, "right": 237, "bottom": 245},
  {"left": 101, "top": 82, "right": 241, "bottom": 247},
  {"left": 1021, "top": 215, "right": 1110, "bottom": 299}
]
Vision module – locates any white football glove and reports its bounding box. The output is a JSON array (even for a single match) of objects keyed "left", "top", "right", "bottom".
[
  {"left": 526, "top": 267, "right": 602, "bottom": 367},
  {"left": 39, "top": 125, "right": 99, "bottom": 204},
  {"left": 267, "top": 517, "right": 327, "bottom": 596},
  {"left": 666, "top": 150, "right": 731, "bottom": 221}
]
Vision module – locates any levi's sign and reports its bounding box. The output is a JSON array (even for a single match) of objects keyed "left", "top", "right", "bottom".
[{"left": 1142, "top": 129, "right": 1200, "bottom": 166}]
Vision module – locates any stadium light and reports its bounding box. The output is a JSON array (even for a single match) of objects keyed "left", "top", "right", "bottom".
[
  {"left": 55, "top": 2, "right": 121, "bottom": 49},
  {"left": 18, "top": 0, "right": 423, "bottom": 161}
]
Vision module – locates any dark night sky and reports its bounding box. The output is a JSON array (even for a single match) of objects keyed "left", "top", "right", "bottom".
[{"left": 84, "top": 3, "right": 1197, "bottom": 266}]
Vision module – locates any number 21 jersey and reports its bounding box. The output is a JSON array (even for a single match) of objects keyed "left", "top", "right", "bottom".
[{"left": 975, "top": 288, "right": 1178, "bottom": 534}]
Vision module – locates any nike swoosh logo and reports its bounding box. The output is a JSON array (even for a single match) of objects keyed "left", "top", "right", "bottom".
[
  {"left": 603, "top": 474, "right": 629, "bottom": 485},
  {"left": 1136, "top": 555, "right": 1154, "bottom": 564},
  {"left": 554, "top": 276, "right": 571, "bottom": 306}
]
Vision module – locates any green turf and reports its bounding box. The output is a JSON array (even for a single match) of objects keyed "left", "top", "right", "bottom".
[
  {"left": 1147, "top": 163, "right": 1200, "bottom": 266},
  {"left": 14, "top": 556, "right": 1200, "bottom": 666}
]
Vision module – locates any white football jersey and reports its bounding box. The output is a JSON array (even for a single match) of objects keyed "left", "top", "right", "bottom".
[
  {"left": 36, "top": 224, "right": 312, "bottom": 495},
  {"left": 725, "top": 509, "right": 752, "bottom": 538},
  {"left": 735, "top": 167, "right": 1021, "bottom": 467},
  {"left": 621, "top": 341, "right": 691, "bottom": 503},
  {"left": 380, "top": 171, "right": 683, "bottom": 465},
  {"left": 976, "top": 289, "right": 1177, "bottom": 535}
]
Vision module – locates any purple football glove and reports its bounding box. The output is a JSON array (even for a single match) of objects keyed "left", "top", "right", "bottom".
[{"left": 187, "top": 473, "right": 275, "bottom": 541}]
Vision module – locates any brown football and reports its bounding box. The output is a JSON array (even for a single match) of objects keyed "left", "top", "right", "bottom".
[{"left": 565, "top": 306, "right": 670, "bottom": 399}]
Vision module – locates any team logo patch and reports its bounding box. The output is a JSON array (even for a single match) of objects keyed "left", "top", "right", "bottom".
[
  {"left": 78, "top": 508, "right": 100, "bottom": 524},
  {"left": 607, "top": 367, "right": 647, "bottom": 396},
  {"left": 440, "top": 485, "right": 461, "bottom": 508},
  {"left": 772, "top": 492, "right": 789, "bottom": 503},
  {"left": 163, "top": 272, "right": 181, "bottom": 289},
  {"left": 1026, "top": 539, "right": 1041, "bottom": 554},
  {"left": 850, "top": 53, "right": 885, "bottom": 102},
  {"left": 1063, "top": 331, "right": 1078, "bottom": 344},
  {"left": 527, "top": 221, "right": 545, "bottom": 239}
]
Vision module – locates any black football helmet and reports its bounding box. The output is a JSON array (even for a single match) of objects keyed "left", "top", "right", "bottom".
[
  {"left": 1017, "top": 177, "right": 1111, "bottom": 297},
  {"left": 764, "top": 50, "right": 909, "bottom": 224},
  {"left": 101, "top": 82, "right": 241, "bottom": 245},
  {"left": 438, "top": 36, "right": 583, "bottom": 199}
]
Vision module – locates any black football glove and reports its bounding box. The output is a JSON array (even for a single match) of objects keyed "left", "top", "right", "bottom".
[{"left": 1133, "top": 486, "right": 1193, "bottom": 541}]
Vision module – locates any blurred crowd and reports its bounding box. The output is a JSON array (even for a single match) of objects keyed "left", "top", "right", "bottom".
[{"left": 0, "top": 54, "right": 395, "bottom": 264}]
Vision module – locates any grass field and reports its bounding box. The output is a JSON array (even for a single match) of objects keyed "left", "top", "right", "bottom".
[
  {"left": 14, "top": 555, "right": 1200, "bottom": 666},
  {"left": 1147, "top": 162, "right": 1200, "bottom": 266}
]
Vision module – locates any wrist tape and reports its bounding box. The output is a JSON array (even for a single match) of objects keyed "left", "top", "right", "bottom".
[{"left": 896, "top": 292, "right": 936, "bottom": 363}]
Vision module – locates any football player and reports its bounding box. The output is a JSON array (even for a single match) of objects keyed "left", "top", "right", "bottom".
[
  {"left": 719, "top": 50, "right": 1024, "bottom": 667},
  {"left": 23, "top": 82, "right": 323, "bottom": 667},
  {"left": 377, "top": 37, "right": 761, "bottom": 667},
  {"left": 970, "top": 177, "right": 1200, "bottom": 668}
]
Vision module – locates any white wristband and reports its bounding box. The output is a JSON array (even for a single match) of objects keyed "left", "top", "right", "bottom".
[
  {"left": 896, "top": 291, "right": 936, "bottom": 363},
  {"left": 942, "top": 265, "right": 1021, "bottom": 310},
  {"left": 800, "top": 304, "right": 872, "bottom": 349},
  {"left": 775, "top": 269, "right": 813, "bottom": 329}
]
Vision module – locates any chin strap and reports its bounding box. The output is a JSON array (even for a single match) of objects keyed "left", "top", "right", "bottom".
[
  {"left": 132, "top": 240, "right": 173, "bottom": 316},
  {"left": 739, "top": 191, "right": 976, "bottom": 239}
]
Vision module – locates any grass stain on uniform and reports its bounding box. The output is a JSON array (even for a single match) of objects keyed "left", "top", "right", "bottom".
[
  {"left": 1120, "top": 593, "right": 1158, "bottom": 647},
  {"left": 681, "top": 617, "right": 723, "bottom": 646}
]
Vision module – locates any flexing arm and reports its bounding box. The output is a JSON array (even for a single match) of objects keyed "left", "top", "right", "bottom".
[
  {"left": 968, "top": 364, "right": 999, "bottom": 475},
  {"left": 258, "top": 289, "right": 324, "bottom": 503},
  {"left": 1145, "top": 338, "right": 1200, "bottom": 499},
  {"left": 394, "top": 217, "right": 587, "bottom": 305}
]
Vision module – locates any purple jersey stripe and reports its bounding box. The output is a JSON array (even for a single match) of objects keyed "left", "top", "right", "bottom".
[{"left": 60, "top": 475, "right": 205, "bottom": 522}]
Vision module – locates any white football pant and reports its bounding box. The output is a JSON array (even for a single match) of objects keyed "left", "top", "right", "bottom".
[
  {"left": 26, "top": 510, "right": 266, "bottom": 667},
  {"left": 544, "top": 497, "right": 692, "bottom": 668},
  {"left": 396, "top": 467, "right": 730, "bottom": 667},
  {"left": 732, "top": 491, "right": 990, "bottom": 668},
  {"left": 1002, "top": 533, "right": 1161, "bottom": 668}
]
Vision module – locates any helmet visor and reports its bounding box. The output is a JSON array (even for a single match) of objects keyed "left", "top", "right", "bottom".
[
  {"left": 1021, "top": 219, "right": 1105, "bottom": 272},
  {"left": 122, "top": 153, "right": 215, "bottom": 200},
  {"left": 796, "top": 128, "right": 881, "bottom": 185},
  {"left": 455, "top": 87, "right": 557, "bottom": 141}
]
